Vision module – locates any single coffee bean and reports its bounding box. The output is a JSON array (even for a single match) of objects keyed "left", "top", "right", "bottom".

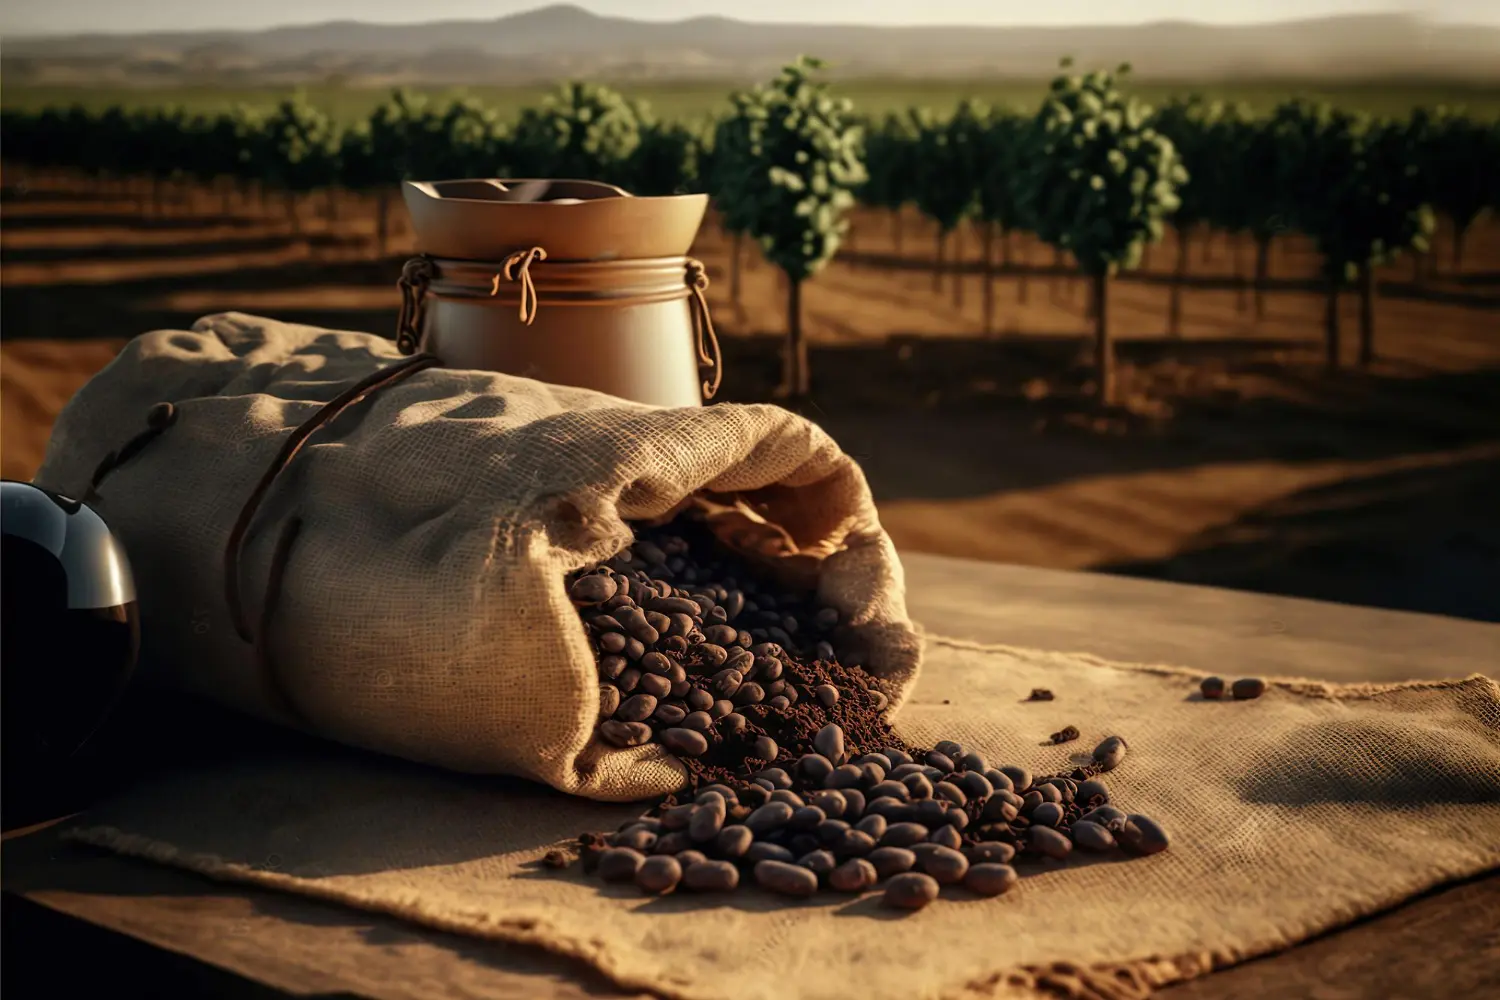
[
  {"left": 635, "top": 855, "right": 682, "bottom": 895},
  {"left": 928, "top": 825, "right": 963, "bottom": 850},
  {"left": 640, "top": 651, "right": 673, "bottom": 675},
  {"left": 660, "top": 803, "right": 697, "bottom": 831},
  {"left": 598, "top": 685, "right": 621, "bottom": 720},
  {"left": 702, "top": 624, "right": 738, "bottom": 646},
  {"left": 755, "top": 860, "right": 818, "bottom": 898},
  {"left": 757, "top": 768, "right": 793, "bottom": 790},
  {"left": 883, "top": 747, "right": 914, "bottom": 767},
  {"left": 910, "top": 843, "right": 945, "bottom": 865},
  {"left": 964, "top": 841, "right": 1016, "bottom": 865},
  {"left": 798, "top": 849, "right": 838, "bottom": 877},
  {"left": 816, "top": 819, "right": 851, "bottom": 846},
  {"left": 591, "top": 615, "right": 626, "bottom": 635},
  {"left": 695, "top": 643, "right": 729, "bottom": 669},
  {"left": 734, "top": 682, "right": 766, "bottom": 706},
  {"left": 812, "top": 684, "right": 840, "bottom": 708},
  {"left": 914, "top": 799, "right": 950, "bottom": 828},
  {"left": 598, "top": 655, "right": 627, "bottom": 681},
  {"left": 955, "top": 772, "right": 993, "bottom": 802},
  {"left": 854, "top": 753, "right": 893, "bottom": 772},
  {"left": 790, "top": 806, "right": 827, "bottom": 831},
  {"left": 934, "top": 739, "right": 964, "bottom": 758},
  {"left": 1080, "top": 805, "right": 1128, "bottom": 830},
  {"left": 1047, "top": 726, "right": 1081, "bottom": 745},
  {"left": 689, "top": 800, "right": 726, "bottom": 842},
  {"left": 600, "top": 720, "right": 652, "bottom": 747},
  {"left": 599, "top": 632, "right": 628, "bottom": 655},
  {"left": 1071, "top": 820, "right": 1116, "bottom": 852},
  {"left": 902, "top": 773, "right": 934, "bottom": 800},
  {"left": 933, "top": 782, "right": 967, "bottom": 807},
  {"left": 814, "top": 724, "right": 847, "bottom": 765},
  {"left": 1200, "top": 676, "right": 1226, "bottom": 699},
  {"left": 676, "top": 850, "right": 708, "bottom": 868},
  {"left": 753, "top": 736, "right": 779, "bottom": 762},
  {"left": 855, "top": 814, "right": 888, "bottom": 840},
  {"left": 920, "top": 766, "right": 944, "bottom": 781},
  {"left": 682, "top": 710, "right": 714, "bottom": 732},
  {"left": 746, "top": 842, "right": 796, "bottom": 864},
  {"left": 753, "top": 656, "right": 782, "bottom": 682},
  {"left": 1092, "top": 736, "right": 1128, "bottom": 773},
  {"left": 925, "top": 751, "right": 956, "bottom": 774},
  {"left": 661, "top": 635, "right": 689, "bottom": 655},
  {"left": 868, "top": 780, "right": 911, "bottom": 803},
  {"left": 868, "top": 846, "right": 917, "bottom": 879},
  {"left": 1232, "top": 677, "right": 1268, "bottom": 700},
  {"left": 637, "top": 673, "right": 672, "bottom": 699},
  {"left": 880, "top": 822, "right": 930, "bottom": 849},
  {"left": 1118, "top": 815, "right": 1170, "bottom": 855},
  {"left": 836, "top": 829, "right": 877, "bottom": 857},
  {"left": 1030, "top": 826, "right": 1072, "bottom": 861},
  {"left": 829, "top": 858, "right": 878, "bottom": 892},
  {"left": 683, "top": 686, "right": 714, "bottom": 712},
  {"left": 708, "top": 699, "right": 733, "bottom": 720},
  {"left": 1000, "top": 765, "right": 1032, "bottom": 792},
  {"left": 980, "top": 795, "right": 1019, "bottom": 823},
  {"left": 810, "top": 790, "right": 847, "bottom": 819},
  {"left": 799, "top": 754, "right": 835, "bottom": 783},
  {"left": 660, "top": 728, "right": 709, "bottom": 757},
  {"left": 1075, "top": 779, "right": 1109, "bottom": 807},
  {"left": 745, "top": 801, "right": 795, "bottom": 835},
  {"left": 858, "top": 764, "right": 887, "bottom": 789},
  {"left": 653, "top": 703, "right": 688, "bottom": 726},
  {"left": 616, "top": 667, "right": 641, "bottom": 694},
  {"left": 720, "top": 712, "right": 748, "bottom": 736},
  {"left": 653, "top": 831, "right": 691, "bottom": 855},
  {"left": 665, "top": 613, "right": 696, "bottom": 639},
  {"left": 957, "top": 750, "right": 987, "bottom": 773},
  {"left": 597, "top": 847, "right": 645, "bottom": 882},
  {"left": 883, "top": 871, "right": 939, "bottom": 910},
  {"left": 826, "top": 765, "right": 863, "bottom": 790},
  {"left": 616, "top": 608, "right": 660, "bottom": 645},
  {"left": 983, "top": 769, "right": 1014, "bottom": 794},
  {"left": 767, "top": 695, "right": 791, "bottom": 711},
  {"left": 644, "top": 611, "right": 672, "bottom": 636},
  {"left": 769, "top": 789, "right": 804, "bottom": 807},
  {"left": 624, "top": 637, "right": 647, "bottom": 661},
  {"left": 964, "top": 863, "right": 1019, "bottom": 897},
  {"left": 613, "top": 827, "right": 657, "bottom": 852},
  {"left": 683, "top": 860, "right": 739, "bottom": 892},
  {"left": 698, "top": 784, "right": 738, "bottom": 805},
  {"left": 1032, "top": 802, "right": 1064, "bottom": 827},
  {"left": 1036, "top": 784, "right": 1063, "bottom": 805},
  {"left": 714, "top": 825, "right": 753, "bottom": 858},
  {"left": 570, "top": 574, "right": 619, "bottom": 606},
  {"left": 866, "top": 799, "right": 911, "bottom": 822},
  {"left": 723, "top": 647, "right": 754, "bottom": 673},
  {"left": 841, "top": 789, "right": 867, "bottom": 820},
  {"left": 889, "top": 762, "right": 926, "bottom": 780},
  {"left": 1044, "top": 777, "right": 1076, "bottom": 804}
]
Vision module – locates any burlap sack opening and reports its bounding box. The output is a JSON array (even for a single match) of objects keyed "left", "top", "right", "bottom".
[
  {"left": 33, "top": 312, "right": 923, "bottom": 802},
  {"left": 58, "top": 636, "right": 1500, "bottom": 1000}
]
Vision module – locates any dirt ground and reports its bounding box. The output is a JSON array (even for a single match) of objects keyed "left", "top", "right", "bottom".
[{"left": 4, "top": 175, "right": 1499, "bottom": 622}]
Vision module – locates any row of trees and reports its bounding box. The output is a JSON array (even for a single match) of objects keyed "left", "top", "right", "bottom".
[{"left": 4, "top": 62, "right": 1498, "bottom": 402}]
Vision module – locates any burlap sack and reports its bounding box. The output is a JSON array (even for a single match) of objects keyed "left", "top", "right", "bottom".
[
  {"left": 62, "top": 635, "right": 1500, "bottom": 1000},
  {"left": 33, "top": 312, "right": 922, "bottom": 801}
]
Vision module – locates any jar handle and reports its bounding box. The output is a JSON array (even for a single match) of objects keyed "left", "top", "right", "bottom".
[
  {"left": 395, "top": 255, "right": 436, "bottom": 355},
  {"left": 686, "top": 259, "right": 722, "bottom": 401}
]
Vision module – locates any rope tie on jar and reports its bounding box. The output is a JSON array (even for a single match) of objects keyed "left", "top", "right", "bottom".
[
  {"left": 395, "top": 255, "right": 436, "bottom": 355},
  {"left": 490, "top": 246, "right": 548, "bottom": 325},
  {"left": 685, "top": 258, "right": 721, "bottom": 400}
]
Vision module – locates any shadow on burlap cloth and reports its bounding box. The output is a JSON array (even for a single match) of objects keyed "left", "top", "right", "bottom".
[{"left": 64, "top": 637, "right": 1500, "bottom": 1000}]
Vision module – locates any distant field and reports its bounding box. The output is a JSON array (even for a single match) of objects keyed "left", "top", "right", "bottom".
[{"left": 5, "top": 79, "right": 1500, "bottom": 122}]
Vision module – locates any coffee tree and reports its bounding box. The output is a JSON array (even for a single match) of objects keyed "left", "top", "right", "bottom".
[
  {"left": 975, "top": 105, "right": 1032, "bottom": 328},
  {"left": 1014, "top": 59, "right": 1185, "bottom": 405},
  {"left": 910, "top": 101, "right": 986, "bottom": 306},
  {"left": 708, "top": 106, "right": 761, "bottom": 307},
  {"left": 1410, "top": 108, "right": 1499, "bottom": 275},
  {"left": 713, "top": 56, "right": 866, "bottom": 399},
  {"left": 1151, "top": 97, "right": 1222, "bottom": 335},
  {"left": 626, "top": 115, "right": 703, "bottom": 196},
  {"left": 509, "top": 80, "right": 642, "bottom": 185},
  {"left": 259, "top": 93, "right": 341, "bottom": 234},
  {"left": 1210, "top": 108, "right": 1292, "bottom": 319},
  {"left": 858, "top": 111, "right": 922, "bottom": 257}
]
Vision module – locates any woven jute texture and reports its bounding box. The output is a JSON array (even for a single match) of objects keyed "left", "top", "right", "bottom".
[
  {"left": 65, "top": 636, "right": 1500, "bottom": 1000},
  {"left": 33, "top": 313, "right": 921, "bottom": 801}
]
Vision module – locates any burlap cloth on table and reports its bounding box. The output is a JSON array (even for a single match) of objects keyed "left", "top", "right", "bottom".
[
  {"left": 66, "top": 635, "right": 1500, "bottom": 1000},
  {"left": 33, "top": 313, "right": 920, "bottom": 801}
]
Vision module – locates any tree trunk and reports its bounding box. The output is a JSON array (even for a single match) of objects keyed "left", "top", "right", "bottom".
[
  {"left": 781, "top": 276, "right": 809, "bottom": 399},
  {"left": 1093, "top": 271, "right": 1113, "bottom": 406},
  {"left": 1324, "top": 278, "right": 1341, "bottom": 371},
  {"left": 376, "top": 188, "right": 392, "bottom": 255},
  {"left": 1233, "top": 235, "right": 1247, "bottom": 313},
  {"left": 1357, "top": 262, "right": 1376, "bottom": 368},
  {"left": 951, "top": 231, "right": 964, "bottom": 310},
  {"left": 1169, "top": 229, "right": 1189, "bottom": 337},
  {"left": 932, "top": 230, "right": 945, "bottom": 294},
  {"left": 982, "top": 222, "right": 996, "bottom": 336},
  {"left": 892, "top": 209, "right": 903, "bottom": 257},
  {"left": 1018, "top": 234, "right": 1030, "bottom": 305},
  {"left": 731, "top": 231, "right": 743, "bottom": 306},
  {"left": 1254, "top": 234, "right": 1271, "bottom": 320},
  {"left": 1453, "top": 224, "right": 1467, "bottom": 275}
]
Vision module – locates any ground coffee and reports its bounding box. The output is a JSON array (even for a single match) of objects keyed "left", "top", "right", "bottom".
[{"left": 565, "top": 512, "right": 1169, "bottom": 910}]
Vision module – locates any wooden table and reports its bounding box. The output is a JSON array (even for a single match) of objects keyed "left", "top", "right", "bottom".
[{"left": 5, "top": 555, "right": 1498, "bottom": 1000}]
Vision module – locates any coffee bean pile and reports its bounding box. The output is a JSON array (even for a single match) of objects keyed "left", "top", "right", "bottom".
[
  {"left": 1200, "top": 676, "right": 1267, "bottom": 700},
  {"left": 563, "top": 513, "right": 1170, "bottom": 910}
]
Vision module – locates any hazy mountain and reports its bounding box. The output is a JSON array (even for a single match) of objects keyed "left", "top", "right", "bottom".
[{"left": 4, "top": 4, "right": 1499, "bottom": 86}]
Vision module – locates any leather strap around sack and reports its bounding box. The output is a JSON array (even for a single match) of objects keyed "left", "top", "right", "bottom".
[{"left": 396, "top": 251, "right": 722, "bottom": 400}]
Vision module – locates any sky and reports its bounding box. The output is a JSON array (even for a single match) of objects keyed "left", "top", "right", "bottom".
[{"left": 1, "top": 0, "right": 1494, "bottom": 37}]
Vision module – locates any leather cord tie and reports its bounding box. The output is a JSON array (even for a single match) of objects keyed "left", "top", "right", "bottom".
[
  {"left": 222, "top": 352, "right": 443, "bottom": 724},
  {"left": 490, "top": 246, "right": 548, "bottom": 325},
  {"left": 395, "top": 255, "right": 436, "bottom": 355},
  {"left": 685, "top": 259, "right": 721, "bottom": 400}
]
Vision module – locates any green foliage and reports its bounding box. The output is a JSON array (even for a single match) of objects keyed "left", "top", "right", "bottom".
[
  {"left": 1015, "top": 61, "right": 1186, "bottom": 275},
  {"left": 857, "top": 111, "right": 920, "bottom": 215},
  {"left": 909, "top": 101, "right": 988, "bottom": 234},
  {"left": 365, "top": 88, "right": 508, "bottom": 185},
  {"left": 974, "top": 105, "right": 1029, "bottom": 233},
  {"left": 509, "top": 81, "right": 642, "bottom": 184},
  {"left": 259, "top": 93, "right": 340, "bottom": 193},
  {"left": 1408, "top": 107, "right": 1500, "bottom": 241},
  {"left": 712, "top": 56, "right": 866, "bottom": 283},
  {"left": 625, "top": 115, "right": 703, "bottom": 195}
]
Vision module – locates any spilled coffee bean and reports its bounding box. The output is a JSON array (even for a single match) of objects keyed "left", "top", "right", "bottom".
[
  {"left": 1231, "top": 677, "right": 1267, "bottom": 700},
  {"left": 1046, "top": 726, "right": 1080, "bottom": 746},
  {"left": 1200, "top": 676, "right": 1226, "bottom": 699}
]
